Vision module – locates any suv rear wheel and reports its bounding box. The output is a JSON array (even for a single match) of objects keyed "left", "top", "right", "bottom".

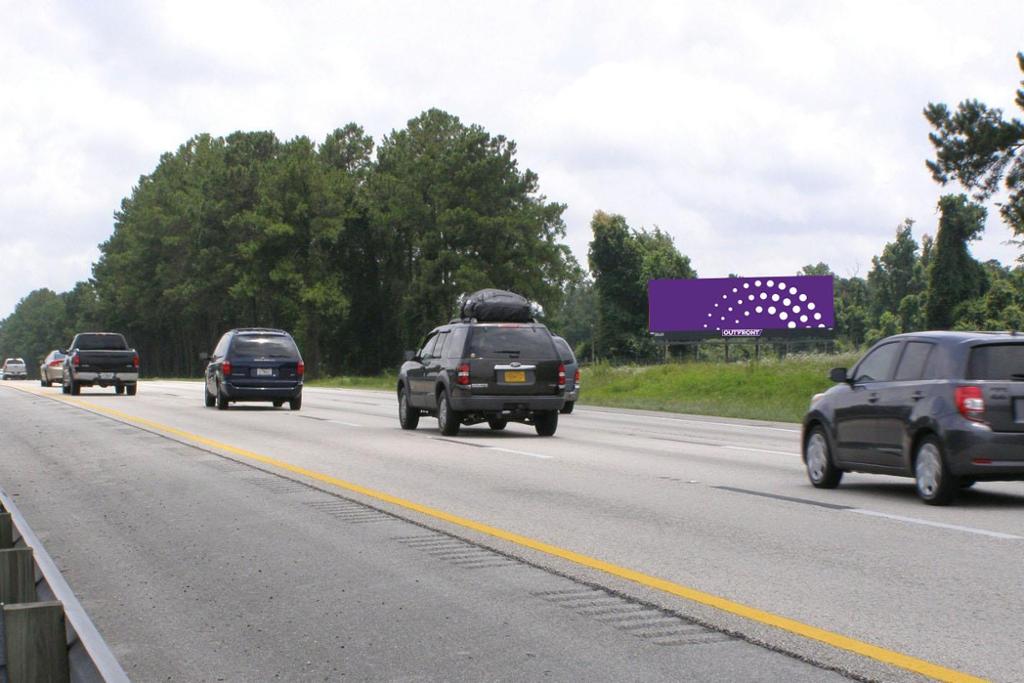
[
  {"left": 914, "top": 437, "right": 957, "bottom": 505},
  {"left": 289, "top": 393, "right": 302, "bottom": 411},
  {"left": 437, "top": 390, "right": 460, "bottom": 436},
  {"left": 534, "top": 411, "right": 558, "bottom": 437},
  {"left": 804, "top": 427, "right": 843, "bottom": 488},
  {"left": 216, "top": 383, "right": 229, "bottom": 410},
  {"left": 399, "top": 386, "right": 419, "bottom": 430}
]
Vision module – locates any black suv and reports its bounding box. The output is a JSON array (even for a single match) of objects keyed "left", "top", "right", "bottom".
[
  {"left": 397, "top": 321, "right": 567, "bottom": 436},
  {"left": 803, "top": 331, "right": 1024, "bottom": 505},
  {"left": 204, "top": 328, "right": 304, "bottom": 410}
]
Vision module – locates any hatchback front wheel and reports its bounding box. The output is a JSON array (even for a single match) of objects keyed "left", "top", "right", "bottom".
[
  {"left": 804, "top": 427, "right": 842, "bottom": 488},
  {"left": 915, "top": 437, "right": 957, "bottom": 505}
]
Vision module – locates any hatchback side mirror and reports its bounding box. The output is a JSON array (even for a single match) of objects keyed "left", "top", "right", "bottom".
[
  {"left": 403, "top": 350, "right": 418, "bottom": 362},
  {"left": 829, "top": 367, "right": 849, "bottom": 383}
]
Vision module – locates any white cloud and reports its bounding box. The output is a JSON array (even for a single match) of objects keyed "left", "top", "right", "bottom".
[{"left": 1, "top": 0, "right": 1022, "bottom": 318}]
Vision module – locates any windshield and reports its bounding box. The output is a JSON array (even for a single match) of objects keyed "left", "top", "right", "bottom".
[
  {"left": 468, "top": 326, "right": 557, "bottom": 359},
  {"left": 232, "top": 335, "right": 299, "bottom": 359},
  {"left": 967, "top": 343, "right": 1024, "bottom": 380},
  {"left": 75, "top": 334, "right": 129, "bottom": 350}
]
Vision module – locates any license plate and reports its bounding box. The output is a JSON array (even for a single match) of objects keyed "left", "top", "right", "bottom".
[
  {"left": 256, "top": 368, "right": 274, "bottom": 377},
  {"left": 504, "top": 370, "right": 526, "bottom": 383},
  {"left": 100, "top": 372, "right": 114, "bottom": 380}
]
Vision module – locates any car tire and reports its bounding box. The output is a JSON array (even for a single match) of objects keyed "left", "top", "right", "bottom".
[
  {"left": 61, "top": 379, "right": 69, "bottom": 394},
  {"left": 40, "top": 378, "right": 47, "bottom": 387},
  {"left": 126, "top": 384, "right": 137, "bottom": 396},
  {"left": 204, "top": 385, "right": 215, "bottom": 407},
  {"left": 70, "top": 380, "right": 80, "bottom": 396},
  {"left": 437, "top": 390, "right": 460, "bottom": 436},
  {"left": 216, "top": 383, "right": 229, "bottom": 410},
  {"left": 398, "top": 386, "right": 419, "bottom": 430},
  {"left": 560, "top": 401, "right": 575, "bottom": 415},
  {"left": 273, "top": 400, "right": 284, "bottom": 408},
  {"left": 804, "top": 426, "right": 843, "bottom": 489},
  {"left": 487, "top": 418, "right": 507, "bottom": 431},
  {"left": 289, "top": 393, "right": 302, "bottom": 411},
  {"left": 914, "top": 436, "right": 957, "bottom": 506},
  {"left": 534, "top": 411, "right": 558, "bottom": 437},
  {"left": 115, "top": 385, "right": 125, "bottom": 395}
]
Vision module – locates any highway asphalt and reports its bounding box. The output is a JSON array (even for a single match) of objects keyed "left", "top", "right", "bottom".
[{"left": 1, "top": 380, "right": 1021, "bottom": 681}]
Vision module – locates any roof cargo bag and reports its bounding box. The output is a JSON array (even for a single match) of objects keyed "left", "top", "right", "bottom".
[{"left": 460, "top": 289, "right": 533, "bottom": 322}]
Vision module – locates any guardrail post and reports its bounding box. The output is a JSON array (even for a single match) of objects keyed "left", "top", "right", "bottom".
[
  {"left": 3, "top": 601, "right": 71, "bottom": 683},
  {"left": 0, "top": 547, "right": 37, "bottom": 604},
  {"left": 0, "top": 512, "right": 12, "bottom": 549}
]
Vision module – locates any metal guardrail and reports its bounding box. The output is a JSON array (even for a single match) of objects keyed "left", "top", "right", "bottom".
[{"left": 0, "top": 486, "right": 129, "bottom": 682}]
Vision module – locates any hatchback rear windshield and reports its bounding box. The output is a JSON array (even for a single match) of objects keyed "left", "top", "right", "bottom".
[
  {"left": 231, "top": 335, "right": 299, "bottom": 359},
  {"left": 967, "top": 344, "right": 1024, "bottom": 380},
  {"left": 75, "top": 334, "right": 128, "bottom": 350},
  {"left": 468, "top": 326, "right": 557, "bottom": 359}
]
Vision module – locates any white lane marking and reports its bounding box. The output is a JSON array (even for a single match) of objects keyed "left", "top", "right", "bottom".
[
  {"left": 725, "top": 445, "right": 798, "bottom": 457},
  {"left": 489, "top": 447, "right": 553, "bottom": 460},
  {"left": 330, "top": 420, "right": 363, "bottom": 427},
  {"left": 575, "top": 408, "right": 800, "bottom": 433},
  {"left": 847, "top": 509, "right": 1023, "bottom": 540}
]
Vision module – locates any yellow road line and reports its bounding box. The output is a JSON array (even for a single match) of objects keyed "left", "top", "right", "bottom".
[{"left": 12, "top": 386, "right": 987, "bottom": 682}]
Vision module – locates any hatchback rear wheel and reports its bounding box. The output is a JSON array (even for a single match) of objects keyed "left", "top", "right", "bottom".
[
  {"left": 804, "top": 427, "right": 842, "bottom": 488},
  {"left": 914, "top": 437, "right": 957, "bottom": 505}
]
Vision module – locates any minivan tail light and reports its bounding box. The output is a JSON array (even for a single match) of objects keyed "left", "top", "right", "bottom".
[
  {"left": 457, "top": 363, "right": 471, "bottom": 385},
  {"left": 222, "top": 360, "right": 232, "bottom": 376},
  {"left": 132, "top": 353, "right": 139, "bottom": 368},
  {"left": 558, "top": 363, "right": 566, "bottom": 386},
  {"left": 955, "top": 386, "right": 985, "bottom": 421},
  {"left": 296, "top": 360, "right": 305, "bottom": 377}
]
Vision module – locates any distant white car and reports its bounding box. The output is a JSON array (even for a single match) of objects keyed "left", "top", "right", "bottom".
[{"left": 1, "top": 357, "right": 28, "bottom": 380}]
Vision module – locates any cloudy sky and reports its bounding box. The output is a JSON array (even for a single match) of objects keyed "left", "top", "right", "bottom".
[{"left": 1, "top": 0, "right": 1022, "bottom": 318}]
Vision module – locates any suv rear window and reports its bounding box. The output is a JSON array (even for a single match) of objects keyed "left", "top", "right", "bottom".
[
  {"left": 468, "top": 326, "right": 557, "bottom": 359},
  {"left": 232, "top": 335, "right": 299, "bottom": 359},
  {"left": 967, "top": 344, "right": 1024, "bottom": 380}
]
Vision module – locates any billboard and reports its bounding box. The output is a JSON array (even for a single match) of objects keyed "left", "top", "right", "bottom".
[{"left": 648, "top": 276, "right": 835, "bottom": 339}]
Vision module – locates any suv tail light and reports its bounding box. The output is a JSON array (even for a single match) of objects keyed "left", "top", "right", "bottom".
[
  {"left": 222, "top": 360, "right": 232, "bottom": 376},
  {"left": 574, "top": 368, "right": 580, "bottom": 385},
  {"left": 558, "top": 363, "right": 566, "bottom": 386},
  {"left": 296, "top": 360, "right": 305, "bottom": 377},
  {"left": 132, "top": 353, "right": 140, "bottom": 368},
  {"left": 457, "top": 363, "right": 471, "bottom": 385},
  {"left": 72, "top": 353, "right": 80, "bottom": 367},
  {"left": 955, "top": 386, "right": 985, "bottom": 421}
]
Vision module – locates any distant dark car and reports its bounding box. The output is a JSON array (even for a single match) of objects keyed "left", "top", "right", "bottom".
[
  {"left": 397, "top": 321, "right": 567, "bottom": 436},
  {"left": 204, "top": 328, "right": 304, "bottom": 410},
  {"left": 39, "top": 350, "right": 65, "bottom": 386},
  {"left": 62, "top": 333, "right": 138, "bottom": 395},
  {"left": 552, "top": 336, "right": 580, "bottom": 414},
  {"left": 803, "top": 331, "right": 1024, "bottom": 505}
]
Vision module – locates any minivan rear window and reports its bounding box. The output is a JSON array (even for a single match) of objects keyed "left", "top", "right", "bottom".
[
  {"left": 468, "top": 326, "right": 557, "bottom": 359},
  {"left": 232, "top": 335, "right": 298, "bottom": 359},
  {"left": 967, "top": 344, "right": 1024, "bottom": 380}
]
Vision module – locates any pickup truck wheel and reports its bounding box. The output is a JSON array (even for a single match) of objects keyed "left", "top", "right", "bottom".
[
  {"left": 487, "top": 418, "right": 507, "bottom": 431},
  {"left": 70, "top": 380, "right": 81, "bottom": 396},
  {"left": 398, "top": 387, "right": 419, "bottom": 430},
  {"left": 289, "top": 393, "right": 302, "bottom": 411},
  {"left": 560, "top": 401, "right": 575, "bottom": 415},
  {"left": 273, "top": 400, "right": 284, "bottom": 408},
  {"left": 216, "top": 383, "right": 229, "bottom": 410},
  {"left": 61, "top": 379, "right": 69, "bottom": 394},
  {"left": 437, "top": 391, "right": 460, "bottom": 436},
  {"left": 534, "top": 411, "right": 558, "bottom": 436},
  {"left": 115, "top": 385, "right": 125, "bottom": 395},
  {"left": 204, "top": 385, "right": 215, "bottom": 407},
  {"left": 126, "top": 384, "right": 137, "bottom": 396}
]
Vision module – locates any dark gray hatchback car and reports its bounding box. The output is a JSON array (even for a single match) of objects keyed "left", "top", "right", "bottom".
[{"left": 803, "top": 331, "right": 1024, "bottom": 505}]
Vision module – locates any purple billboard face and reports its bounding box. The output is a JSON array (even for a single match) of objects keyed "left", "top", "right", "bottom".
[{"left": 648, "top": 276, "right": 835, "bottom": 335}]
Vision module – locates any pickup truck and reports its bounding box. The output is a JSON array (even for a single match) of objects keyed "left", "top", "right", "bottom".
[{"left": 61, "top": 333, "right": 140, "bottom": 396}]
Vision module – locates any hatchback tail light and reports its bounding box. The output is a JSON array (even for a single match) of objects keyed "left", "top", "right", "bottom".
[
  {"left": 132, "top": 353, "right": 140, "bottom": 369},
  {"left": 457, "top": 363, "right": 471, "bottom": 385},
  {"left": 574, "top": 368, "right": 580, "bottom": 385},
  {"left": 296, "top": 360, "right": 305, "bottom": 377},
  {"left": 72, "top": 353, "right": 80, "bottom": 367},
  {"left": 222, "top": 360, "right": 232, "bottom": 376},
  {"left": 955, "top": 386, "right": 985, "bottom": 421},
  {"left": 558, "top": 363, "right": 566, "bottom": 386}
]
